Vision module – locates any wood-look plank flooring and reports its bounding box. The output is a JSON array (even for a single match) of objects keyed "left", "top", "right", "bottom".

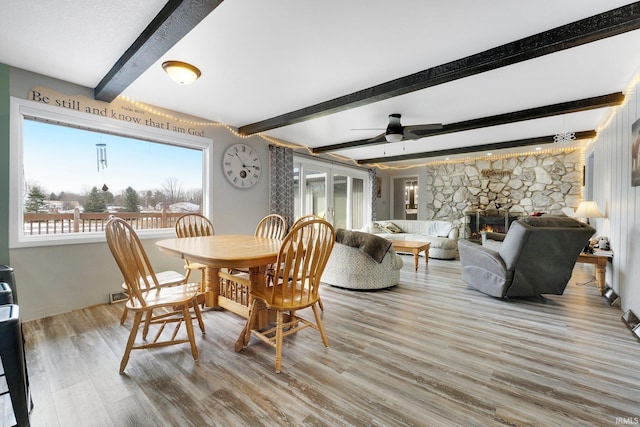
[{"left": 3, "top": 257, "right": 639, "bottom": 426}]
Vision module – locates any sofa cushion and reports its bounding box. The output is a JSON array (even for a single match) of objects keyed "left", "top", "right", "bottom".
[{"left": 426, "top": 220, "right": 453, "bottom": 237}]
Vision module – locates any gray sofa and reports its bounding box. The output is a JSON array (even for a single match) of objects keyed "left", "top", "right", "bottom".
[
  {"left": 458, "top": 215, "right": 595, "bottom": 298},
  {"left": 360, "top": 219, "right": 459, "bottom": 259}
]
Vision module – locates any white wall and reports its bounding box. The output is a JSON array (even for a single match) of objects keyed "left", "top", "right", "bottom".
[
  {"left": 592, "top": 73, "right": 640, "bottom": 315},
  {"left": 7, "top": 68, "right": 270, "bottom": 320}
]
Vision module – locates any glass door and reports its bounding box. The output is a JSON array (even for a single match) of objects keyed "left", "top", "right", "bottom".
[
  {"left": 304, "top": 167, "right": 328, "bottom": 218},
  {"left": 332, "top": 173, "right": 347, "bottom": 229},
  {"left": 294, "top": 157, "right": 369, "bottom": 229}
]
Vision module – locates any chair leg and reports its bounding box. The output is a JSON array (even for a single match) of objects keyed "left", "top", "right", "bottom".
[
  {"left": 182, "top": 305, "right": 199, "bottom": 361},
  {"left": 192, "top": 296, "right": 205, "bottom": 334},
  {"left": 311, "top": 304, "right": 329, "bottom": 347},
  {"left": 275, "top": 310, "right": 284, "bottom": 373},
  {"left": 183, "top": 267, "right": 192, "bottom": 283},
  {"left": 120, "top": 311, "right": 143, "bottom": 373},
  {"left": 240, "top": 299, "right": 258, "bottom": 350},
  {"left": 317, "top": 296, "right": 324, "bottom": 311},
  {"left": 120, "top": 305, "right": 129, "bottom": 325},
  {"left": 142, "top": 310, "right": 153, "bottom": 340}
]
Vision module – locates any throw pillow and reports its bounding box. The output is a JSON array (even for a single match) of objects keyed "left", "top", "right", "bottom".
[{"left": 380, "top": 221, "right": 403, "bottom": 234}]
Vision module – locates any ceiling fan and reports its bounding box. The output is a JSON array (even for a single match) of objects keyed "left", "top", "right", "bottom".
[{"left": 359, "top": 114, "right": 443, "bottom": 143}]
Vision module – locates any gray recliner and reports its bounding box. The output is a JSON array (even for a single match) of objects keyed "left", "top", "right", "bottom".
[{"left": 458, "top": 216, "right": 595, "bottom": 298}]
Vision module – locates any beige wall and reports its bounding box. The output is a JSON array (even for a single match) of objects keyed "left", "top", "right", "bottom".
[{"left": 592, "top": 73, "right": 640, "bottom": 315}]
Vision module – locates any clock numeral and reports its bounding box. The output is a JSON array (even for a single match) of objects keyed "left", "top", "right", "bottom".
[{"left": 226, "top": 170, "right": 233, "bottom": 176}]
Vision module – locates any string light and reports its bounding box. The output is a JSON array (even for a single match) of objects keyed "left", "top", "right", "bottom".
[
  {"left": 596, "top": 67, "right": 640, "bottom": 133},
  {"left": 370, "top": 146, "right": 583, "bottom": 170},
  {"left": 117, "top": 95, "right": 593, "bottom": 172}
]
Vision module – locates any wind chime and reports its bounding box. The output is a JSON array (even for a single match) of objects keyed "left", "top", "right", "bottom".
[{"left": 96, "top": 143, "right": 109, "bottom": 191}]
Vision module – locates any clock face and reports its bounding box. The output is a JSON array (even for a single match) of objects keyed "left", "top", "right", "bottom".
[{"left": 223, "top": 143, "right": 262, "bottom": 188}]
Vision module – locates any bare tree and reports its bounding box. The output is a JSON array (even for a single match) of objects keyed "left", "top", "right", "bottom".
[{"left": 162, "top": 177, "right": 183, "bottom": 204}]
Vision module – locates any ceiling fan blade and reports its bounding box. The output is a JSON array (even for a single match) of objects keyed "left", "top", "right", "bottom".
[
  {"left": 403, "top": 131, "right": 423, "bottom": 141},
  {"left": 368, "top": 133, "right": 387, "bottom": 143},
  {"left": 404, "top": 123, "right": 443, "bottom": 132},
  {"left": 350, "top": 128, "right": 385, "bottom": 131}
]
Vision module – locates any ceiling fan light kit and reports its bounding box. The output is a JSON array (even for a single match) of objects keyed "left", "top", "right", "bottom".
[{"left": 385, "top": 113, "right": 404, "bottom": 142}]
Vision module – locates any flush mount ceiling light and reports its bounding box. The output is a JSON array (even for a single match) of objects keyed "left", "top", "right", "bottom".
[{"left": 162, "top": 61, "right": 201, "bottom": 85}]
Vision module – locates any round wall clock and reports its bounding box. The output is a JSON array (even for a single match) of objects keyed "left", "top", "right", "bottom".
[{"left": 223, "top": 143, "right": 262, "bottom": 188}]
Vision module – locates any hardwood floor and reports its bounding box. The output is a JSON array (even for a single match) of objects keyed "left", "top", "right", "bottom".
[{"left": 3, "top": 257, "right": 639, "bottom": 426}]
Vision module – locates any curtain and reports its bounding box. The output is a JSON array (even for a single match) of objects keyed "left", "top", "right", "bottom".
[
  {"left": 269, "top": 145, "right": 295, "bottom": 227},
  {"left": 368, "top": 168, "right": 377, "bottom": 222}
]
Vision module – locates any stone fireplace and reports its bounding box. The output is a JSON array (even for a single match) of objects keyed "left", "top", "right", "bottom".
[{"left": 421, "top": 149, "right": 583, "bottom": 234}]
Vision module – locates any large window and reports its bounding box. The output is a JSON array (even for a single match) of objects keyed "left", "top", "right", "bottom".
[{"left": 10, "top": 97, "right": 212, "bottom": 247}]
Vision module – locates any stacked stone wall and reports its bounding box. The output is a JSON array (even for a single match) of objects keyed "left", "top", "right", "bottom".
[{"left": 423, "top": 150, "right": 583, "bottom": 228}]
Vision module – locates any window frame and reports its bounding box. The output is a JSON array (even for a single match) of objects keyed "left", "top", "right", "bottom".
[{"left": 9, "top": 96, "right": 213, "bottom": 248}]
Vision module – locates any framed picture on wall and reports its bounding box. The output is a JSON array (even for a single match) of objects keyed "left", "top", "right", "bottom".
[{"left": 632, "top": 117, "right": 640, "bottom": 186}]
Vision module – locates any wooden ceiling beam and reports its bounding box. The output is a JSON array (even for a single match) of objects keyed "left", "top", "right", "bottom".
[
  {"left": 239, "top": 3, "right": 640, "bottom": 136},
  {"left": 356, "top": 131, "right": 597, "bottom": 165},
  {"left": 95, "top": 0, "right": 224, "bottom": 102},
  {"left": 312, "top": 92, "right": 623, "bottom": 153}
]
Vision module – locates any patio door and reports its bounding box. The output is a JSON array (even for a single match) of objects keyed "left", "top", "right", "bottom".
[{"left": 294, "top": 158, "right": 369, "bottom": 229}]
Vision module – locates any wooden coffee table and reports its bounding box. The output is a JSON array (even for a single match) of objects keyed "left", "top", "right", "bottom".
[{"left": 390, "top": 240, "right": 431, "bottom": 271}]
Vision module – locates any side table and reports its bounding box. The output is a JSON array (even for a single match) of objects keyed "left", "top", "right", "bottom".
[{"left": 576, "top": 251, "right": 612, "bottom": 295}]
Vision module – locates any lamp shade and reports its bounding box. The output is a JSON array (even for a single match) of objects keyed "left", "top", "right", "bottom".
[
  {"left": 573, "top": 200, "right": 605, "bottom": 218},
  {"left": 162, "top": 61, "right": 201, "bottom": 85}
]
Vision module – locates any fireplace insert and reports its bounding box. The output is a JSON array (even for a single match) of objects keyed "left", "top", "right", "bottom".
[{"left": 467, "top": 211, "right": 520, "bottom": 240}]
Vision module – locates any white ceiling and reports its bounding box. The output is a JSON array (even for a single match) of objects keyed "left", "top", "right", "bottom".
[{"left": 2, "top": 0, "right": 640, "bottom": 167}]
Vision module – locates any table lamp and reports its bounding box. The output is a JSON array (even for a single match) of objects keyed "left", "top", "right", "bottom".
[
  {"left": 573, "top": 200, "right": 605, "bottom": 253},
  {"left": 573, "top": 200, "right": 605, "bottom": 224}
]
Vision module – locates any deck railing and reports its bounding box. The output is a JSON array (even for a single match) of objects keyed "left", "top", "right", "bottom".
[{"left": 23, "top": 209, "right": 187, "bottom": 235}]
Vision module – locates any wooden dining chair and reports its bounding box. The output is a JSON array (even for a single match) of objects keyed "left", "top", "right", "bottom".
[
  {"left": 117, "top": 219, "right": 186, "bottom": 325},
  {"left": 106, "top": 218, "right": 204, "bottom": 373},
  {"left": 175, "top": 213, "right": 215, "bottom": 283},
  {"left": 255, "top": 214, "right": 287, "bottom": 240},
  {"left": 291, "top": 214, "right": 322, "bottom": 229},
  {"left": 241, "top": 218, "right": 335, "bottom": 373},
  {"left": 289, "top": 214, "right": 329, "bottom": 310},
  {"left": 118, "top": 270, "right": 185, "bottom": 325}
]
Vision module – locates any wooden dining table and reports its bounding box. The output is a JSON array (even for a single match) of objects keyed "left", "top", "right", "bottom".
[{"left": 156, "top": 234, "right": 281, "bottom": 350}]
